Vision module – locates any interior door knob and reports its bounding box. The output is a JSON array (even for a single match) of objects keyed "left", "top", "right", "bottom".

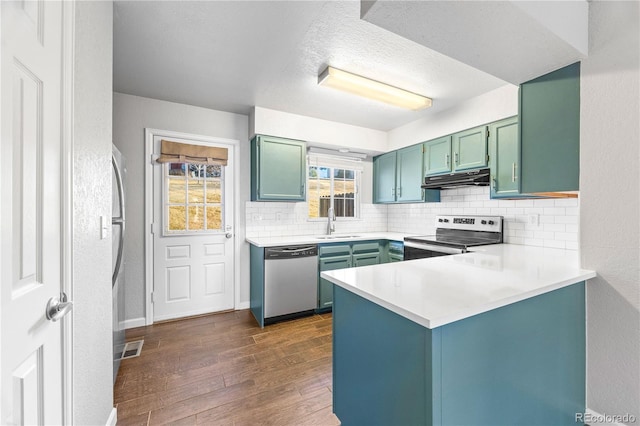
[
  {"left": 45, "top": 293, "right": 73, "bottom": 322},
  {"left": 225, "top": 233, "right": 233, "bottom": 239}
]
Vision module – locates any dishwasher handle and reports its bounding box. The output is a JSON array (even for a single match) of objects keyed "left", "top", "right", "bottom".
[{"left": 265, "top": 245, "right": 318, "bottom": 259}]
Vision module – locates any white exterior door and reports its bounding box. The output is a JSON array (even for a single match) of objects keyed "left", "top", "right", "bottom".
[
  {"left": 1, "top": 1, "right": 67, "bottom": 424},
  {"left": 152, "top": 135, "right": 235, "bottom": 322}
]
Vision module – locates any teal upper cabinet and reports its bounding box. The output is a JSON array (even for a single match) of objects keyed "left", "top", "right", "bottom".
[
  {"left": 519, "top": 62, "right": 580, "bottom": 193},
  {"left": 396, "top": 144, "right": 425, "bottom": 202},
  {"left": 373, "top": 151, "right": 397, "bottom": 203},
  {"left": 423, "top": 136, "right": 452, "bottom": 175},
  {"left": 374, "top": 147, "right": 439, "bottom": 204},
  {"left": 489, "top": 116, "right": 520, "bottom": 198},
  {"left": 251, "top": 135, "right": 306, "bottom": 201},
  {"left": 452, "top": 125, "right": 489, "bottom": 171},
  {"left": 423, "top": 126, "right": 488, "bottom": 177}
]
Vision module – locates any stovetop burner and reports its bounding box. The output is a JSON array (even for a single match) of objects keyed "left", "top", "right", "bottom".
[{"left": 404, "top": 215, "right": 504, "bottom": 251}]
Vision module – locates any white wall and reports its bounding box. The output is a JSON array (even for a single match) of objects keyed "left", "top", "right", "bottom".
[
  {"left": 580, "top": 1, "right": 640, "bottom": 418},
  {"left": 72, "top": 1, "right": 114, "bottom": 424},
  {"left": 387, "top": 84, "right": 519, "bottom": 151},
  {"left": 113, "top": 93, "right": 249, "bottom": 325},
  {"left": 252, "top": 106, "right": 388, "bottom": 154}
]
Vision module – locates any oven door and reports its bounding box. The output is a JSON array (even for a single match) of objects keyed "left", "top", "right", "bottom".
[{"left": 403, "top": 241, "right": 464, "bottom": 260}]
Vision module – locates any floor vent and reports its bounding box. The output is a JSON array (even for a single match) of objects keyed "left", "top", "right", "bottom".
[{"left": 120, "top": 340, "right": 144, "bottom": 360}]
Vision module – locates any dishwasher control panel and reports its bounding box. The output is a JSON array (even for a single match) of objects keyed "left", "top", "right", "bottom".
[{"left": 264, "top": 245, "right": 318, "bottom": 259}]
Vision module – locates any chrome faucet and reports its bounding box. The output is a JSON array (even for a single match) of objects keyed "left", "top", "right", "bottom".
[{"left": 327, "top": 207, "right": 336, "bottom": 235}]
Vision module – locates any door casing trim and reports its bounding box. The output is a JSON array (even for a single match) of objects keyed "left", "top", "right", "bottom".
[
  {"left": 144, "top": 128, "right": 240, "bottom": 325},
  {"left": 61, "top": 1, "right": 75, "bottom": 423}
]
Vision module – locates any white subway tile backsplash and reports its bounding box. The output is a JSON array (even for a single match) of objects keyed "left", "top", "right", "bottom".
[
  {"left": 246, "top": 187, "right": 580, "bottom": 251},
  {"left": 387, "top": 187, "right": 580, "bottom": 250}
]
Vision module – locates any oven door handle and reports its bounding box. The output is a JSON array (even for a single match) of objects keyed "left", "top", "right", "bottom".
[{"left": 403, "top": 241, "right": 465, "bottom": 255}]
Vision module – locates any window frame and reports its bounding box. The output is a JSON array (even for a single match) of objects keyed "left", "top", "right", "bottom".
[
  {"left": 307, "top": 162, "right": 361, "bottom": 221},
  {"left": 162, "top": 162, "right": 225, "bottom": 236}
]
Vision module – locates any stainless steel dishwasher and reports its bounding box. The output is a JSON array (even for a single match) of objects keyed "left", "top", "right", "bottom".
[{"left": 264, "top": 245, "right": 318, "bottom": 322}]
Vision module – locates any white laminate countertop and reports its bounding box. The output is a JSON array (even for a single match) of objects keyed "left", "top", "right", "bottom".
[
  {"left": 321, "top": 244, "right": 596, "bottom": 329},
  {"left": 246, "top": 232, "right": 409, "bottom": 247}
]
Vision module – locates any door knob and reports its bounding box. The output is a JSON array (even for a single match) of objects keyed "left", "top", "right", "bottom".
[
  {"left": 225, "top": 233, "right": 233, "bottom": 239},
  {"left": 45, "top": 293, "right": 73, "bottom": 322}
]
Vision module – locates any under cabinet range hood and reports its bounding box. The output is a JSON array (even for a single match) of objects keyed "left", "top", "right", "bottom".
[{"left": 421, "top": 168, "right": 490, "bottom": 189}]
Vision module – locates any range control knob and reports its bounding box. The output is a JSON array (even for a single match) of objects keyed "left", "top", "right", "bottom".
[
  {"left": 488, "top": 220, "right": 495, "bottom": 225},
  {"left": 444, "top": 219, "right": 449, "bottom": 223},
  {"left": 438, "top": 218, "right": 443, "bottom": 222},
  {"left": 481, "top": 220, "right": 487, "bottom": 225}
]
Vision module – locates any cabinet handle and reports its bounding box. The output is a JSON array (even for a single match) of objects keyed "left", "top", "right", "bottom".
[
  {"left": 445, "top": 154, "right": 450, "bottom": 168},
  {"left": 397, "top": 187, "right": 402, "bottom": 197},
  {"left": 492, "top": 176, "right": 497, "bottom": 189},
  {"left": 512, "top": 163, "right": 517, "bottom": 182},
  {"left": 391, "top": 187, "right": 395, "bottom": 196},
  {"left": 454, "top": 152, "right": 459, "bottom": 165}
]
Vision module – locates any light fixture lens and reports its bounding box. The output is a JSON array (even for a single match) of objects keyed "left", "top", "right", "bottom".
[{"left": 318, "top": 66, "right": 432, "bottom": 110}]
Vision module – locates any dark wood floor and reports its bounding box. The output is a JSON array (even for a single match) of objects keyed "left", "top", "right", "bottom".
[{"left": 114, "top": 310, "right": 340, "bottom": 425}]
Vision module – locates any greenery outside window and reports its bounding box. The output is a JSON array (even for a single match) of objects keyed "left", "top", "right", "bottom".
[{"left": 308, "top": 155, "right": 361, "bottom": 219}]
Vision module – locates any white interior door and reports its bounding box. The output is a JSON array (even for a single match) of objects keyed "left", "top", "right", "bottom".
[
  {"left": 152, "top": 135, "right": 235, "bottom": 322},
  {"left": 1, "top": 1, "right": 67, "bottom": 424}
]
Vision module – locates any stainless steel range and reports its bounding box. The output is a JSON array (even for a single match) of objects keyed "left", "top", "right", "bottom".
[{"left": 404, "top": 215, "right": 503, "bottom": 260}]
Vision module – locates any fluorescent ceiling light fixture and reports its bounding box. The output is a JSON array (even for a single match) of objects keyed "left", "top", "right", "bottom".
[{"left": 318, "top": 66, "right": 432, "bottom": 111}]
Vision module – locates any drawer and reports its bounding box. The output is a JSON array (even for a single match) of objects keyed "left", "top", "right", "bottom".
[
  {"left": 319, "top": 244, "right": 352, "bottom": 257},
  {"left": 351, "top": 241, "right": 380, "bottom": 254}
]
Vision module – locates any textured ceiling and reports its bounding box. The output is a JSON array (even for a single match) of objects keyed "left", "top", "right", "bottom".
[
  {"left": 113, "top": 1, "right": 508, "bottom": 131},
  {"left": 362, "top": 1, "right": 588, "bottom": 85}
]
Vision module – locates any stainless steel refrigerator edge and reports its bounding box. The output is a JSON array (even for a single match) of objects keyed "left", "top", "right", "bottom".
[{"left": 112, "top": 145, "right": 126, "bottom": 383}]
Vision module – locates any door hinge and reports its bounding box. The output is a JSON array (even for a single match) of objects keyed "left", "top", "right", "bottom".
[
  {"left": 422, "top": 145, "right": 425, "bottom": 154},
  {"left": 150, "top": 223, "right": 155, "bottom": 234},
  {"left": 486, "top": 129, "right": 490, "bottom": 138},
  {"left": 151, "top": 292, "right": 155, "bottom": 303},
  {"left": 486, "top": 154, "right": 490, "bottom": 164}
]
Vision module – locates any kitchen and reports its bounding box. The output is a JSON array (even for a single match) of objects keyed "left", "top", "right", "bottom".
[{"left": 0, "top": 1, "right": 637, "bottom": 425}]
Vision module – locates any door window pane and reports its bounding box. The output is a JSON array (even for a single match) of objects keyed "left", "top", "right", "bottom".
[
  {"left": 168, "top": 179, "right": 186, "bottom": 203},
  {"left": 188, "top": 206, "right": 204, "bottom": 230},
  {"left": 168, "top": 206, "right": 186, "bottom": 231},
  {"left": 164, "top": 161, "right": 225, "bottom": 234},
  {"left": 206, "top": 206, "right": 222, "bottom": 230}
]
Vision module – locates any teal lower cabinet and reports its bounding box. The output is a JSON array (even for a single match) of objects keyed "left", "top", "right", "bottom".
[
  {"left": 333, "top": 282, "right": 585, "bottom": 425},
  {"left": 387, "top": 240, "right": 404, "bottom": 262},
  {"left": 351, "top": 241, "right": 381, "bottom": 267},
  {"left": 318, "top": 241, "right": 383, "bottom": 312},
  {"left": 318, "top": 247, "right": 352, "bottom": 311}
]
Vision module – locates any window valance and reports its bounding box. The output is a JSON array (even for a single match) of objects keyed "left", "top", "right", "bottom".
[{"left": 157, "top": 140, "right": 228, "bottom": 166}]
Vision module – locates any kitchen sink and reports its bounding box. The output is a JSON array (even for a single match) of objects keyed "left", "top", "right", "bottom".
[{"left": 315, "top": 235, "right": 361, "bottom": 240}]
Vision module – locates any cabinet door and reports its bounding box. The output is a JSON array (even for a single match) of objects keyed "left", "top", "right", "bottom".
[
  {"left": 489, "top": 117, "right": 520, "bottom": 198},
  {"left": 352, "top": 252, "right": 380, "bottom": 267},
  {"left": 423, "top": 136, "right": 452, "bottom": 176},
  {"left": 452, "top": 126, "right": 488, "bottom": 171},
  {"left": 254, "top": 135, "right": 306, "bottom": 201},
  {"left": 520, "top": 62, "right": 580, "bottom": 193},
  {"left": 396, "top": 144, "right": 424, "bottom": 202},
  {"left": 319, "top": 255, "right": 352, "bottom": 309},
  {"left": 373, "top": 151, "right": 397, "bottom": 203}
]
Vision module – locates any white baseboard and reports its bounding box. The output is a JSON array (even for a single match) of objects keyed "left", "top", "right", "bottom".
[
  {"left": 123, "top": 317, "right": 147, "bottom": 330},
  {"left": 106, "top": 407, "right": 117, "bottom": 426},
  {"left": 236, "top": 301, "right": 250, "bottom": 310},
  {"left": 583, "top": 408, "right": 636, "bottom": 426}
]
